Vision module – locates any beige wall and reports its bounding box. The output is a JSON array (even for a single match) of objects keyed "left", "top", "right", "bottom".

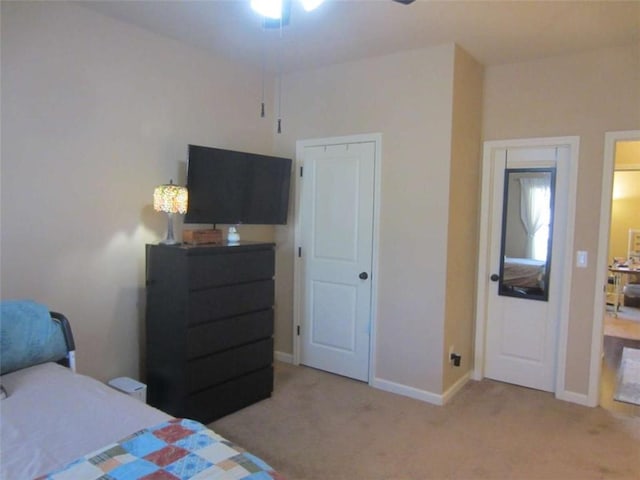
[
  {"left": 4, "top": 1, "right": 637, "bottom": 402},
  {"left": 443, "top": 46, "right": 484, "bottom": 391},
  {"left": 483, "top": 44, "right": 640, "bottom": 395},
  {"left": 0, "top": 2, "right": 275, "bottom": 382},
  {"left": 609, "top": 171, "right": 640, "bottom": 261},
  {"left": 610, "top": 141, "right": 640, "bottom": 262},
  {"left": 274, "top": 44, "right": 459, "bottom": 393},
  {"left": 615, "top": 140, "right": 640, "bottom": 169}
]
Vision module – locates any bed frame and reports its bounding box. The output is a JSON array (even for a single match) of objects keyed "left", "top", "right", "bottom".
[{"left": 49, "top": 311, "right": 77, "bottom": 371}]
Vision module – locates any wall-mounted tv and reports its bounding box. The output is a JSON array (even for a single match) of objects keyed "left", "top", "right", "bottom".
[{"left": 184, "top": 144, "right": 292, "bottom": 225}]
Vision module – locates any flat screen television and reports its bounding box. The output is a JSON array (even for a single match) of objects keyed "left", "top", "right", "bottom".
[{"left": 184, "top": 144, "right": 292, "bottom": 225}]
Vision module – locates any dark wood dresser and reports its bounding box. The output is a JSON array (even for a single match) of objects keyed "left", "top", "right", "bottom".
[{"left": 145, "top": 241, "right": 274, "bottom": 423}]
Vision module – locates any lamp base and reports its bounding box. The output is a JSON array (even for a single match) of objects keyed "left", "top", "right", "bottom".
[{"left": 160, "top": 213, "right": 179, "bottom": 245}]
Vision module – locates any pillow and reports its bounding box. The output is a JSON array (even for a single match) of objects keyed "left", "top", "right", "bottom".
[{"left": 0, "top": 300, "right": 68, "bottom": 375}]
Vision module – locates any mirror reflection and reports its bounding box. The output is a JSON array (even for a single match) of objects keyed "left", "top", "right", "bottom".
[{"left": 499, "top": 168, "right": 556, "bottom": 301}]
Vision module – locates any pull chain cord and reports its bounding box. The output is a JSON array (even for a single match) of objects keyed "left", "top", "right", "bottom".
[
  {"left": 260, "top": 18, "right": 267, "bottom": 118},
  {"left": 261, "top": 65, "right": 266, "bottom": 118},
  {"left": 277, "top": 13, "right": 283, "bottom": 134},
  {"left": 277, "top": 72, "right": 282, "bottom": 133},
  {"left": 258, "top": 8, "right": 284, "bottom": 133}
]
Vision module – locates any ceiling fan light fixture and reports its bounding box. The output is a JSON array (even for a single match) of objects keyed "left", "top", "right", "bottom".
[
  {"left": 250, "top": 0, "right": 283, "bottom": 20},
  {"left": 300, "top": 0, "right": 325, "bottom": 12}
]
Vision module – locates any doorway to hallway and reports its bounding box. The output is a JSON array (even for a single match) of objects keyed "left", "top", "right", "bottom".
[{"left": 598, "top": 133, "right": 640, "bottom": 414}]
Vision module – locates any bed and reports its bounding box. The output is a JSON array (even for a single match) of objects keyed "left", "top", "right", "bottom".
[
  {"left": 0, "top": 300, "right": 283, "bottom": 480},
  {"left": 502, "top": 257, "right": 546, "bottom": 292}
]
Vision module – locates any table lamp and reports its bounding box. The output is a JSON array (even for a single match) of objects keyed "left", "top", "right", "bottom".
[{"left": 153, "top": 180, "right": 188, "bottom": 245}]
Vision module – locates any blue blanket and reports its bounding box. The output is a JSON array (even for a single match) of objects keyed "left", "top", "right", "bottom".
[{"left": 0, "top": 300, "right": 68, "bottom": 375}]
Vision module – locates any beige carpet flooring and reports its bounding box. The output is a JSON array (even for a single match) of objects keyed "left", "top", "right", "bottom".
[{"left": 211, "top": 362, "right": 640, "bottom": 480}]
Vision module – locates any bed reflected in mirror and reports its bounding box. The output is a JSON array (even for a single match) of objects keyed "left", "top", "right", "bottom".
[{"left": 498, "top": 168, "right": 556, "bottom": 301}]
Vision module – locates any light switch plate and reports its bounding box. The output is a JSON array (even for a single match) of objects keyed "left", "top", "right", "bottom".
[{"left": 576, "top": 250, "right": 588, "bottom": 268}]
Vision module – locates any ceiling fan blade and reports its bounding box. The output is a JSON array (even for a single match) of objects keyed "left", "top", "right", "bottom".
[{"left": 392, "top": 0, "right": 416, "bottom": 4}]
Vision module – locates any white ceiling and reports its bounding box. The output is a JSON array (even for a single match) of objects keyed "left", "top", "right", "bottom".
[{"left": 84, "top": 0, "right": 640, "bottom": 73}]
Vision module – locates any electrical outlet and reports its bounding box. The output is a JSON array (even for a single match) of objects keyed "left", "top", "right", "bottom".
[
  {"left": 450, "top": 353, "right": 462, "bottom": 367},
  {"left": 449, "top": 345, "right": 462, "bottom": 367}
]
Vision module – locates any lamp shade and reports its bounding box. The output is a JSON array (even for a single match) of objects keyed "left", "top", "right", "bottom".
[{"left": 153, "top": 180, "right": 188, "bottom": 214}]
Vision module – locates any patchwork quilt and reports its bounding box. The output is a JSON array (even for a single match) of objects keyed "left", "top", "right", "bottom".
[{"left": 37, "top": 418, "right": 284, "bottom": 480}]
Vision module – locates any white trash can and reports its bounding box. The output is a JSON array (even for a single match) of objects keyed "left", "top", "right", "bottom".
[{"left": 108, "top": 377, "right": 147, "bottom": 403}]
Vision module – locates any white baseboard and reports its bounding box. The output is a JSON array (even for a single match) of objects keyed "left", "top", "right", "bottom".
[
  {"left": 372, "top": 371, "right": 471, "bottom": 406},
  {"left": 274, "top": 351, "right": 294, "bottom": 364},
  {"left": 441, "top": 371, "right": 472, "bottom": 405},
  {"left": 372, "top": 377, "right": 444, "bottom": 405},
  {"left": 556, "top": 389, "right": 595, "bottom": 407}
]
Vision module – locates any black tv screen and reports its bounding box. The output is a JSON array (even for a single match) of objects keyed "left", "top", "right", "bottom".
[{"left": 184, "top": 145, "right": 292, "bottom": 225}]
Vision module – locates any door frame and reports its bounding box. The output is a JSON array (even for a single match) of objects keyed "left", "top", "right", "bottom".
[
  {"left": 473, "top": 136, "right": 579, "bottom": 401},
  {"left": 292, "top": 133, "right": 382, "bottom": 385},
  {"left": 588, "top": 130, "right": 640, "bottom": 406}
]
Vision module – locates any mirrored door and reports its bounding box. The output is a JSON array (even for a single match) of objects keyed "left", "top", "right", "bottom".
[
  {"left": 482, "top": 143, "right": 572, "bottom": 392},
  {"left": 497, "top": 168, "right": 556, "bottom": 301}
]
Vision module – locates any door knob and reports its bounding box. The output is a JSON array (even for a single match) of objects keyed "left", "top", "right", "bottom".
[
  {"left": 490, "top": 274, "right": 500, "bottom": 282},
  {"left": 359, "top": 272, "right": 369, "bottom": 280}
]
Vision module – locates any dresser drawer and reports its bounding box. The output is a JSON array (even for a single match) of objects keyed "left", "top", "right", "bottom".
[
  {"left": 188, "top": 280, "right": 274, "bottom": 325},
  {"left": 188, "top": 248, "right": 274, "bottom": 289},
  {"left": 187, "top": 338, "right": 273, "bottom": 393},
  {"left": 187, "top": 310, "right": 273, "bottom": 359},
  {"left": 186, "top": 367, "right": 273, "bottom": 423},
  {"left": 146, "top": 242, "right": 275, "bottom": 422}
]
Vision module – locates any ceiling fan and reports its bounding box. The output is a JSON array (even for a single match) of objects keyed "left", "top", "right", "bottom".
[
  {"left": 252, "top": 0, "right": 415, "bottom": 132},
  {"left": 252, "top": 0, "right": 415, "bottom": 28}
]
